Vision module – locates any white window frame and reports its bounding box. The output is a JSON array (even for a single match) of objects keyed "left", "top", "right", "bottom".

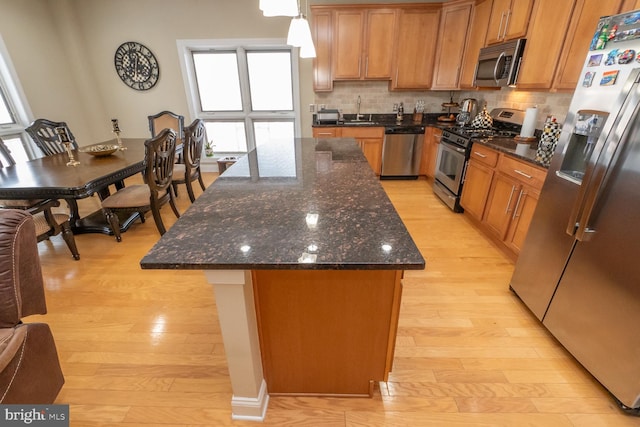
[
  {"left": 177, "top": 38, "right": 301, "bottom": 157},
  {"left": 0, "top": 34, "right": 38, "bottom": 161}
]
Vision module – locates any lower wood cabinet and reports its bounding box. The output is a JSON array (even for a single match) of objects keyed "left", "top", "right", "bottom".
[
  {"left": 313, "top": 127, "right": 384, "bottom": 175},
  {"left": 461, "top": 143, "right": 499, "bottom": 219},
  {"left": 461, "top": 143, "right": 547, "bottom": 259},
  {"left": 420, "top": 127, "right": 442, "bottom": 178}
]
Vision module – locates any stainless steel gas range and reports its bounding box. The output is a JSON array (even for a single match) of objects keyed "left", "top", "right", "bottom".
[{"left": 433, "top": 108, "right": 526, "bottom": 212}]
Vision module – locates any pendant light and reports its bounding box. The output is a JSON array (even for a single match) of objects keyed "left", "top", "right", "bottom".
[
  {"left": 286, "top": 0, "right": 316, "bottom": 58},
  {"left": 259, "top": 0, "right": 298, "bottom": 17}
]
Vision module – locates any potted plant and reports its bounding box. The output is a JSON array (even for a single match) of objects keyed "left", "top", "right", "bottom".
[{"left": 205, "top": 141, "right": 215, "bottom": 157}]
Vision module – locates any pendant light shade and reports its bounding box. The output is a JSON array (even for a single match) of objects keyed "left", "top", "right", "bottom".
[
  {"left": 260, "top": 0, "right": 298, "bottom": 17},
  {"left": 287, "top": 15, "right": 316, "bottom": 58}
]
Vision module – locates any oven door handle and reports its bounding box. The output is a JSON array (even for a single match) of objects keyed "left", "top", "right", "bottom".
[{"left": 440, "top": 139, "right": 466, "bottom": 154}]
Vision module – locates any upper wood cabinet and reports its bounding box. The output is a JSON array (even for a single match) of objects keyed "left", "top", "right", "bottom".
[
  {"left": 516, "top": 0, "right": 576, "bottom": 90},
  {"left": 431, "top": 0, "right": 473, "bottom": 90},
  {"left": 311, "top": 9, "right": 333, "bottom": 92},
  {"left": 485, "top": 0, "right": 534, "bottom": 45},
  {"left": 391, "top": 6, "right": 440, "bottom": 90},
  {"left": 459, "top": 0, "right": 494, "bottom": 89},
  {"left": 333, "top": 8, "right": 396, "bottom": 80},
  {"left": 553, "top": 0, "right": 630, "bottom": 91}
]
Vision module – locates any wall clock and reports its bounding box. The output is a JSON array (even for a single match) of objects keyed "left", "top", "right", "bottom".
[{"left": 114, "top": 41, "right": 159, "bottom": 91}]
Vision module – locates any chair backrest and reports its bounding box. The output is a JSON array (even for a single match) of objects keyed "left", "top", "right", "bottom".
[
  {"left": 0, "top": 209, "right": 47, "bottom": 327},
  {"left": 144, "top": 128, "right": 177, "bottom": 197},
  {"left": 148, "top": 111, "right": 184, "bottom": 140},
  {"left": 183, "top": 118, "right": 206, "bottom": 173},
  {"left": 0, "top": 137, "right": 16, "bottom": 167},
  {"left": 26, "top": 119, "right": 78, "bottom": 156}
]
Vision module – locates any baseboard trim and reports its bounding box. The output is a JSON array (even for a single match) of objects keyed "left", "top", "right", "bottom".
[{"left": 230, "top": 379, "right": 269, "bottom": 422}]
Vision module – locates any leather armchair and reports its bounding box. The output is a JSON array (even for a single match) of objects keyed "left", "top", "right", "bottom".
[{"left": 0, "top": 209, "right": 64, "bottom": 403}]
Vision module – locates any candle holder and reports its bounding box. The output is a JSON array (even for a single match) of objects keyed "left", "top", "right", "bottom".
[
  {"left": 55, "top": 127, "right": 80, "bottom": 166},
  {"left": 111, "top": 119, "right": 126, "bottom": 150}
]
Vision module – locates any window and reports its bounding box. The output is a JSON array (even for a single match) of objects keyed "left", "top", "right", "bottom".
[
  {"left": 178, "top": 39, "right": 301, "bottom": 156},
  {"left": 0, "top": 35, "right": 37, "bottom": 163}
]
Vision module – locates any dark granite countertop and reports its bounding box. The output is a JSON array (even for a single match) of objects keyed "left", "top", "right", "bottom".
[
  {"left": 471, "top": 137, "right": 548, "bottom": 169},
  {"left": 313, "top": 113, "right": 450, "bottom": 129},
  {"left": 140, "top": 138, "right": 425, "bottom": 271}
]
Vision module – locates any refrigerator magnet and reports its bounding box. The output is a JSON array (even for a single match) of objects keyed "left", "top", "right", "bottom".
[
  {"left": 618, "top": 49, "right": 635, "bottom": 64},
  {"left": 583, "top": 72, "right": 595, "bottom": 87},
  {"left": 600, "top": 70, "right": 619, "bottom": 86},
  {"left": 605, "top": 49, "right": 619, "bottom": 65},
  {"left": 588, "top": 54, "right": 603, "bottom": 66}
]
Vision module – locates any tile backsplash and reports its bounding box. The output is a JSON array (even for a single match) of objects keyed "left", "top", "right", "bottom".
[{"left": 314, "top": 81, "right": 573, "bottom": 128}]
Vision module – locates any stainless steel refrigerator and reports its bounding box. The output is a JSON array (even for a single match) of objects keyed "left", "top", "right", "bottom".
[{"left": 510, "top": 10, "right": 640, "bottom": 412}]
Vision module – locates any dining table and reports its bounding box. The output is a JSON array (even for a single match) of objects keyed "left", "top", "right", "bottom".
[{"left": 0, "top": 138, "right": 147, "bottom": 235}]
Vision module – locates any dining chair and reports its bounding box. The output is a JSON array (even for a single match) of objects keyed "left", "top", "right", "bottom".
[
  {"left": 148, "top": 110, "right": 184, "bottom": 141},
  {"left": 101, "top": 128, "right": 180, "bottom": 242},
  {"left": 148, "top": 110, "right": 185, "bottom": 163},
  {"left": 0, "top": 138, "right": 79, "bottom": 260},
  {"left": 25, "top": 118, "right": 78, "bottom": 156},
  {"left": 0, "top": 199, "right": 80, "bottom": 260},
  {"left": 171, "top": 118, "right": 207, "bottom": 202}
]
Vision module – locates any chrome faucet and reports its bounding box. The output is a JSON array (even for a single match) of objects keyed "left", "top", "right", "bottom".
[{"left": 356, "top": 95, "right": 363, "bottom": 120}]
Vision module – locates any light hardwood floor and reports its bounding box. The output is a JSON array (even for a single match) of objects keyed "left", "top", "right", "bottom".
[{"left": 32, "top": 174, "right": 640, "bottom": 426}]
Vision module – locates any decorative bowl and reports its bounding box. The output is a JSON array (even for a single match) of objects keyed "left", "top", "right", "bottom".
[{"left": 80, "top": 144, "right": 119, "bottom": 157}]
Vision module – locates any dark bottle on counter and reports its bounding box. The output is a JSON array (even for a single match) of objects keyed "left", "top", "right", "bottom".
[{"left": 396, "top": 102, "right": 404, "bottom": 122}]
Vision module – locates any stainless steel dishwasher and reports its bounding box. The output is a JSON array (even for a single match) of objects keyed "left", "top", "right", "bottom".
[{"left": 380, "top": 125, "right": 425, "bottom": 179}]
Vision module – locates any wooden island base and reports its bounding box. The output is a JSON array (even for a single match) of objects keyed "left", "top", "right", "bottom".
[{"left": 252, "top": 269, "right": 403, "bottom": 396}]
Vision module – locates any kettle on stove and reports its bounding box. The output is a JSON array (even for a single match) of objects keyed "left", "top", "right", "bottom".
[{"left": 456, "top": 98, "right": 478, "bottom": 126}]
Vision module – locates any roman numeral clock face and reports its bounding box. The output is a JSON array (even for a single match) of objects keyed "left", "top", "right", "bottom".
[{"left": 114, "top": 41, "right": 159, "bottom": 91}]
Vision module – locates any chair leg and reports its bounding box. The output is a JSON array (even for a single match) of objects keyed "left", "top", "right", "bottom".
[
  {"left": 186, "top": 180, "right": 196, "bottom": 203},
  {"left": 169, "top": 192, "right": 180, "bottom": 218},
  {"left": 104, "top": 209, "right": 123, "bottom": 242},
  {"left": 151, "top": 207, "right": 167, "bottom": 236},
  {"left": 197, "top": 172, "right": 206, "bottom": 191},
  {"left": 60, "top": 221, "right": 80, "bottom": 260},
  {"left": 172, "top": 181, "right": 179, "bottom": 197}
]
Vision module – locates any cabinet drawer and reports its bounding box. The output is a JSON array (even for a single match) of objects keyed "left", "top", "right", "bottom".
[
  {"left": 469, "top": 143, "right": 498, "bottom": 167},
  {"left": 498, "top": 155, "right": 547, "bottom": 189},
  {"left": 340, "top": 127, "right": 385, "bottom": 138},
  {"left": 313, "top": 127, "right": 341, "bottom": 138}
]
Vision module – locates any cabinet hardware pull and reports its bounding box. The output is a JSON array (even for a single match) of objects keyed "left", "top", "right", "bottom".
[
  {"left": 514, "top": 169, "right": 532, "bottom": 179},
  {"left": 497, "top": 11, "right": 506, "bottom": 40},
  {"left": 512, "top": 189, "right": 525, "bottom": 220},
  {"left": 365, "top": 57, "right": 369, "bottom": 77},
  {"left": 473, "top": 151, "right": 487, "bottom": 158},
  {"left": 502, "top": 9, "right": 511, "bottom": 40},
  {"left": 505, "top": 185, "right": 517, "bottom": 214},
  {"left": 317, "top": 132, "right": 334, "bottom": 136}
]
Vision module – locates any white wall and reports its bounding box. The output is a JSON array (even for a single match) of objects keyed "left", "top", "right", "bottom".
[{"left": 0, "top": 0, "right": 97, "bottom": 142}]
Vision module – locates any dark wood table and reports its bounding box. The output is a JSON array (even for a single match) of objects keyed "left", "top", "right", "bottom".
[{"left": 0, "top": 138, "right": 146, "bottom": 235}]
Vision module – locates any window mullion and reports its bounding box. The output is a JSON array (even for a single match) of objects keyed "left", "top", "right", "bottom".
[{"left": 236, "top": 47, "right": 256, "bottom": 150}]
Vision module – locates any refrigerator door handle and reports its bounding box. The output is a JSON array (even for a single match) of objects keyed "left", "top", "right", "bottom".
[
  {"left": 566, "top": 69, "right": 640, "bottom": 238},
  {"left": 575, "top": 72, "right": 640, "bottom": 241}
]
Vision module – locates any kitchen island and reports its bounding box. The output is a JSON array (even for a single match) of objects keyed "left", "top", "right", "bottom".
[{"left": 140, "top": 138, "right": 425, "bottom": 421}]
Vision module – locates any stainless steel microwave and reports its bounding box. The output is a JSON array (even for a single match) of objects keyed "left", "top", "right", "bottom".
[{"left": 474, "top": 39, "right": 526, "bottom": 88}]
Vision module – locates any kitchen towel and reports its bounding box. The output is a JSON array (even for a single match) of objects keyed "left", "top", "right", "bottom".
[{"left": 520, "top": 107, "right": 539, "bottom": 138}]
